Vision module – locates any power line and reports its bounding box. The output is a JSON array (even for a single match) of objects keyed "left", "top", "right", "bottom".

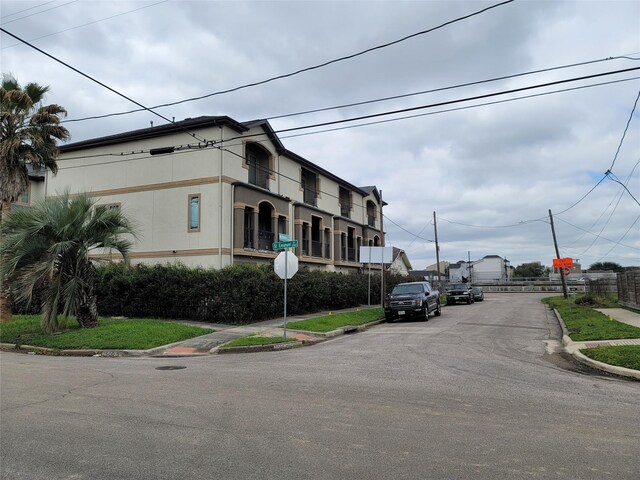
[
  {"left": 60, "top": 0, "right": 516, "bottom": 124},
  {"left": 608, "top": 89, "right": 640, "bottom": 172},
  {"left": 606, "top": 171, "right": 640, "bottom": 206},
  {"left": 383, "top": 215, "right": 434, "bottom": 243},
  {"left": 266, "top": 55, "right": 640, "bottom": 122},
  {"left": 0, "top": 0, "right": 78, "bottom": 25},
  {"left": 1, "top": 0, "right": 57, "bottom": 19},
  {"left": 1, "top": 1, "right": 169, "bottom": 50},
  {"left": 556, "top": 217, "right": 640, "bottom": 251},
  {"left": 272, "top": 67, "right": 640, "bottom": 135},
  {"left": 272, "top": 76, "right": 639, "bottom": 142},
  {"left": 0, "top": 27, "right": 207, "bottom": 144},
  {"left": 593, "top": 215, "right": 640, "bottom": 262},
  {"left": 54, "top": 75, "right": 640, "bottom": 166}
]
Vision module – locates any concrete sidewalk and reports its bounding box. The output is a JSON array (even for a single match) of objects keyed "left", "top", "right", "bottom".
[{"left": 157, "top": 307, "right": 372, "bottom": 356}]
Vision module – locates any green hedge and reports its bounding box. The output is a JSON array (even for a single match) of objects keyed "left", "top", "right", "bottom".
[
  {"left": 12, "top": 262, "right": 419, "bottom": 324},
  {"left": 92, "top": 263, "right": 415, "bottom": 324}
]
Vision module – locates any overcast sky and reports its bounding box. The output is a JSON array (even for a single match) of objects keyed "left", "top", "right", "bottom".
[{"left": 2, "top": 0, "right": 639, "bottom": 269}]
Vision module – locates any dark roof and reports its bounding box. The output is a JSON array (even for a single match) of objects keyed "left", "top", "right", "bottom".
[
  {"left": 59, "top": 116, "right": 248, "bottom": 153},
  {"left": 58, "top": 115, "right": 384, "bottom": 202}
]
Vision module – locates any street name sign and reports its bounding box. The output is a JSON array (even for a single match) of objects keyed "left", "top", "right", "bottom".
[{"left": 272, "top": 240, "right": 298, "bottom": 250}]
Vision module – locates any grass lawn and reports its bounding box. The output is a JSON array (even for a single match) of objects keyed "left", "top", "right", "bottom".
[
  {"left": 582, "top": 345, "right": 640, "bottom": 371},
  {"left": 221, "top": 335, "right": 297, "bottom": 349},
  {"left": 543, "top": 296, "right": 640, "bottom": 341},
  {"left": 286, "top": 307, "right": 383, "bottom": 333},
  {"left": 0, "top": 315, "right": 212, "bottom": 350}
]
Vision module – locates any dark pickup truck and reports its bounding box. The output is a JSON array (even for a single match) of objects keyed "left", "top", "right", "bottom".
[
  {"left": 384, "top": 281, "right": 441, "bottom": 322},
  {"left": 446, "top": 283, "right": 474, "bottom": 305}
]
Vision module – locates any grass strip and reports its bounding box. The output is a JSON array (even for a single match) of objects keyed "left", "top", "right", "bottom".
[
  {"left": 582, "top": 345, "right": 640, "bottom": 371},
  {"left": 0, "top": 315, "right": 212, "bottom": 350},
  {"left": 543, "top": 296, "right": 640, "bottom": 341},
  {"left": 221, "top": 335, "right": 296, "bottom": 349},
  {"left": 286, "top": 307, "right": 383, "bottom": 333}
]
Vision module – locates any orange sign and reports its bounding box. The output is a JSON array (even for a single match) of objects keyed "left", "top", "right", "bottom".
[{"left": 553, "top": 258, "right": 573, "bottom": 268}]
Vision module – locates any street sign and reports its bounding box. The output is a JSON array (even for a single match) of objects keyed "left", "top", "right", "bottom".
[
  {"left": 274, "top": 251, "right": 298, "bottom": 280},
  {"left": 272, "top": 240, "right": 298, "bottom": 250},
  {"left": 563, "top": 267, "right": 571, "bottom": 276},
  {"left": 279, "top": 233, "right": 290, "bottom": 242},
  {"left": 553, "top": 257, "right": 573, "bottom": 268}
]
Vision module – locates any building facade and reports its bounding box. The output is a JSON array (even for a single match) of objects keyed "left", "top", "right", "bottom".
[{"left": 48, "top": 116, "right": 385, "bottom": 272}]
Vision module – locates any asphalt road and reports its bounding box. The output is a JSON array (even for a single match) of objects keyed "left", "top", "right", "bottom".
[{"left": 1, "top": 294, "right": 638, "bottom": 479}]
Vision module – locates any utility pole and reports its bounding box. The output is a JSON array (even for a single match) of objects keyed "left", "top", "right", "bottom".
[
  {"left": 380, "top": 190, "right": 385, "bottom": 305},
  {"left": 433, "top": 211, "right": 440, "bottom": 282},
  {"left": 548, "top": 209, "right": 568, "bottom": 299}
]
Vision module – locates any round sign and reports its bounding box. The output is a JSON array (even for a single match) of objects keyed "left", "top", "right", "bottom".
[
  {"left": 274, "top": 251, "right": 298, "bottom": 279},
  {"left": 563, "top": 267, "right": 570, "bottom": 276}
]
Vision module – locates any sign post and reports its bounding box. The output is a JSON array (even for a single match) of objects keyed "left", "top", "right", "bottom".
[{"left": 273, "top": 242, "right": 299, "bottom": 338}]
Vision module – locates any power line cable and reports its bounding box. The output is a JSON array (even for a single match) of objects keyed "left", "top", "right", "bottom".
[
  {"left": 608, "top": 88, "right": 640, "bottom": 171},
  {"left": 1, "top": 0, "right": 169, "bottom": 50},
  {"left": 55, "top": 75, "right": 639, "bottom": 166},
  {"left": 383, "top": 214, "right": 434, "bottom": 243},
  {"left": 60, "top": 0, "right": 516, "bottom": 123},
  {"left": 606, "top": 171, "right": 640, "bottom": 206},
  {"left": 266, "top": 55, "right": 640, "bottom": 122},
  {"left": 272, "top": 76, "right": 639, "bottom": 142},
  {"left": 0, "top": 27, "right": 207, "bottom": 144},
  {"left": 272, "top": 67, "right": 640, "bottom": 135},
  {"left": 593, "top": 214, "right": 640, "bottom": 262},
  {"left": 0, "top": 0, "right": 78, "bottom": 25},
  {"left": 556, "top": 217, "right": 639, "bottom": 250},
  {"left": 1, "top": 0, "right": 57, "bottom": 19}
]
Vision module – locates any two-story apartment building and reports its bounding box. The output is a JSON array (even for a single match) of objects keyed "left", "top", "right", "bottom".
[{"left": 47, "top": 116, "right": 385, "bottom": 272}]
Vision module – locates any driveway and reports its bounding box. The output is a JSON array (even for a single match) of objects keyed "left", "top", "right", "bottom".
[{"left": 1, "top": 293, "right": 638, "bottom": 479}]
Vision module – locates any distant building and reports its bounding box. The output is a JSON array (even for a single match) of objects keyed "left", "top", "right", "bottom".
[{"left": 389, "top": 248, "right": 413, "bottom": 276}]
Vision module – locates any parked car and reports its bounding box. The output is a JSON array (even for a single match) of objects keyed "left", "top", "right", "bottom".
[
  {"left": 446, "top": 283, "right": 474, "bottom": 305},
  {"left": 384, "top": 281, "right": 441, "bottom": 322},
  {"left": 471, "top": 287, "right": 484, "bottom": 302}
]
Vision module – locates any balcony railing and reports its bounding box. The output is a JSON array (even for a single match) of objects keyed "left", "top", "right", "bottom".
[
  {"left": 340, "top": 204, "right": 351, "bottom": 218},
  {"left": 347, "top": 248, "right": 356, "bottom": 262},
  {"left": 324, "top": 243, "right": 331, "bottom": 259},
  {"left": 258, "top": 230, "right": 274, "bottom": 250},
  {"left": 302, "top": 239, "right": 309, "bottom": 255},
  {"left": 243, "top": 228, "right": 254, "bottom": 248},
  {"left": 368, "top": 215, "right": 376, "bottom": 227},
  {"left": 311, "top": 240, "right": 323, "bottom": 258}
]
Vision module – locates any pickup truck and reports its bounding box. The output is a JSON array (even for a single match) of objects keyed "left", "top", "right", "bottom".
[
  {"left": 446, "top": 283, "right": 474, "bottom": 305},
  {"left": 384, "top": 281, "right": 441, "bottom": 322}
]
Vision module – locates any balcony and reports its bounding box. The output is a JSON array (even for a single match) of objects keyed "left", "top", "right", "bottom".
[
  {"left": 243, "top": 228, "right": 254, "bottom": 248},
  {"left": 258, "top": 230, "right": 274, "bottom": 250},
  {"left": 368, "top": 215, "right": 376, "bottom": 227},
  {"left": 312, "top": 240, "right": 323, "bottom": 258}
]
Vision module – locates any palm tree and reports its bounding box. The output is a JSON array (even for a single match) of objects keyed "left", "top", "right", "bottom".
[
  {"left": 0, "top": 192, "right": 136, "bottom": 334},
  {"left": 0, "top": 74, "right": 70, "bottom": 323}
]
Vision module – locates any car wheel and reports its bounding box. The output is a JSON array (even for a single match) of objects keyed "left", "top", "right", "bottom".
[
  {"left": 467, "top": 296, "right": 472, "bottom": 304},
  {"left": 423, "top": 307, "right": 429, "bottom": 321},
  {"left": 434, "top": 301, "right": 441, "bottom": 317}
]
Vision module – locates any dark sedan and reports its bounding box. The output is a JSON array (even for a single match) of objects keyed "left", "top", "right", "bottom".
[{"left": 471, "top": 287, "right": 484, "bottom": 302}]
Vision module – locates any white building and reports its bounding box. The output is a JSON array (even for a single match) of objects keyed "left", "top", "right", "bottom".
[{"left": 47, "top": 116, "right": 385, "bottom": 272}]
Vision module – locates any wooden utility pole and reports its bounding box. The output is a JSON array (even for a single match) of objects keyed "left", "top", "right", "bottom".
[
  {"left": 548, "top": 209, "right": 568, "bottom": 299},
  {"left": 433, "top": 211, "right": 441, "bottom": 282},
  {"left": 380, "top": 190, "right": 385, "bottom": 305}
]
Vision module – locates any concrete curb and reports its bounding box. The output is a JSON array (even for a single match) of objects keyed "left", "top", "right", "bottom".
[
  {"left": 212, "top": 340, "right": 304, "bottom": 354},
  {"left": 553, "top": 308, "right": 639, "bottom": 380},
  {"left": 287, "top": 318, "right": 385, "bottom": 338},
  {"left": 0, "top": 318, "right": 385, "bottom": 357}
]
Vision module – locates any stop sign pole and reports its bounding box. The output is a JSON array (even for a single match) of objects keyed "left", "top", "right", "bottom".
[{"left": 273, "top": 240, "right": 299, "bottom": 338}]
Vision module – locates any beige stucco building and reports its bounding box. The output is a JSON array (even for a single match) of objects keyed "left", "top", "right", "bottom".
[{"left": 47, "top": 116, "right": 385, "bottom": 272}]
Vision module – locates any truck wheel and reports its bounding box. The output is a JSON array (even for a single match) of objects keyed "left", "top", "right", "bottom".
[{"left": 385, "top": 314, "right": 394, "bottom": 323}]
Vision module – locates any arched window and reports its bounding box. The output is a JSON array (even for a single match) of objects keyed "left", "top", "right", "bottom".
[{"left": 366, "top": 201, "right": 376, "bottom": 227}]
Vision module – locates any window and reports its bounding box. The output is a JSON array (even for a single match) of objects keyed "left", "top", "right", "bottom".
[
  {"left": 244, "top": 207, "right": 254, "bottom": 248},
  {"left": 278, "top": 216, "right": 287, "bottom": 238},
  {"left": 301, "top": 169, "right": 318, "bottom": 206},
  {"left": 367, "top": 201, "right": 376, "bottom": 227},
  {"left": 339, "top": 187, "right": 351, "bottom": 218},
  {"left": 324, "top": 228, "right": 331, "bottom": 259},
  {"left": 246, "top": 144, "right": 270, "bottom": 189},
  {"left": 188, "top": 194, "right": 201, "bottom": 232}
]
